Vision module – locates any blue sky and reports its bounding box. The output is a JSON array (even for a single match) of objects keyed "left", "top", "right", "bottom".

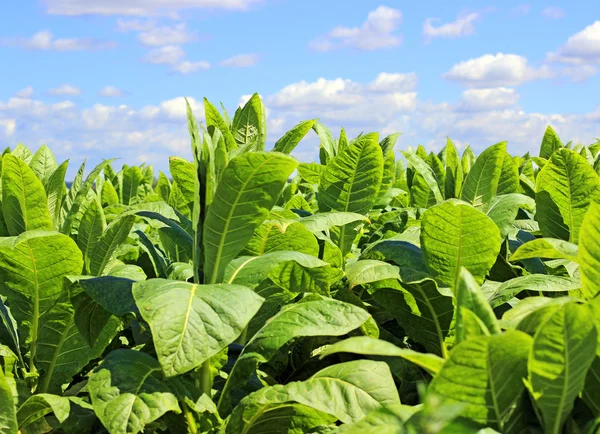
[{"left": 1, "top": 0, "right": 599, "bottom": 175}]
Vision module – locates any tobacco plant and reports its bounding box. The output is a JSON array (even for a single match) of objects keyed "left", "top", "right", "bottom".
[{"left": 1, "top": 94, "right": 600, "bottom": 434}]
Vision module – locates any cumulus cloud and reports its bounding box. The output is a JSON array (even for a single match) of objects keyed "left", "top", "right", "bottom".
[
  {"left": 49, "top": 84, "right": 82, "bottom": 96},
  {"left": 138, "top": 23, "right": 196, "bottom": 46},
  {"left": 444, "top": 53, "right": 552, "bottom": 87},
  {"left": 367, "top": 72, "right": 418, "bottom": 92},
  {"left": 99, "top": 86, "right": 125, "bottom": 97},
  {"left": 0, "top": 119, "right": 16, "bottom": 137},
  {"left": 220, "top": 53, "right": 260, "bottom": 67},
  {"left": 423, "top": 13, "right": 479, "bottom": 42},
  {"left": 115, "top": 19, "right": 157, "bottom": 32},
  {"left": 458, "top": 87, "right": 520, "bottom": 111},
  {"left": 542, "top": 6, "right": 566, "bottom": 19},
  {"left": 0, "top": 30, "right": 114, "bottom": 51},
  {"left": 310, "top": 6, "right": 402, "bottom": 52},
  {"left": 545, "top": 21, "right": 600, "bottom": 80},
  {"left": 143, "top": 45, "right": 185, "bottom": 64},
  {"left": 44, "top": 0, "right": 261, "bottom": 16},
  {"left": 172, "top": 60, "right": 211, "bottom": 74},
  {"left": 15, "top": 86, "right": 34, "bottom": 98}
]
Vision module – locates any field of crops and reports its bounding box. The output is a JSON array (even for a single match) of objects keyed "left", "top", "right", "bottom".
[{"left": 1, "top": 94, "right": 600, "bottom": 434}]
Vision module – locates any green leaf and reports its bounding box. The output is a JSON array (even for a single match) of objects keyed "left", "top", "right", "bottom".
[
  {"left": 345, "top": 260, "right": 400, "bottom": 289},
  {"left": 225, "top": 360, "right": 400, "bottom": 432},
  {"left": 203, "top": 152, "right": 297, "bottom": 284},
  {"left": 527, "top": 301, "right": 597, "bottom": 434},
  {"left": 496, "top": 152, "right": 520, "bottom": 195},
  {"left": 402, "top": 151, "right": 444, "bottom": 203},
  {"left": 89, "top": 215, "right": 135, "bottom": 276},
  {"left": 300, "top": 212, "right": 368, "bottom": 233},
  {"left": 485, "top": 193, "right": 536, "bottom": 239},
  {"left": 45, "top": 160, "right": 69, "bottom": 229},
  {"left": 273, "top": 119, "right": 317, "bottom": 154},
  {"left": 78, "top": 276, "right": 137, "bottom": 316},
  {"left": 77, "top": 199, "right": 106, "bottom": 273},
  {"left": 421, "top": 200, "right": 501, "bottom": 289},
  {"left": 484, "top": 275, "right": 580, "bottom": 308},
  {"left": 319, "top": 134, "right": 383, "bottom": 255},
  {"left": 242, "top": 221, "right": 319, "bottom": 257},
  {"left": 122, "top": 165, "right": 144, "bottom": 206},
  {"left": 29, "top": 145, "right": 58, "bottom": 185},
  {"left": 37, "top": 297, "right": 120, "bottom": 393},
  {"left": 168, "top": 157, "right": 196, "bottom": 217},
  {"left": 455, "top": 268, "right": 500, "bottom": 343},
  {"left": 460, "top": 142, "right": 506, "bottom": 207},
  {"left": 218, "top": 298, "right": 370, "bottom": 414},
  {"left": 61, "top": 159, "right": 114, "bottom": 235},
  {"left": 204, "top": 98, "right": 237, "bottom": 152},
  {"left": 0, "top": 232, "right": 83, "bottom": 366},
  {"left": 297, "top": 162, "right": 324, "bottom": 184},
  {"left": 333, "top": 405, "right": 412, "bottom": 434},
  {"left": 511, "top": 237, "right": 578, "bottom": 262},
  {"left": 319, "top": 336, "right": 444, "bottom": 376},
  {"left": 0, "top": 367, "right": 17, "bottom": 434},
  {"left": 539, "top": 125, "right": 563, "bottom": 159},
  {"left": 428, "top": 331, "right": 533, "bottom": 431},
  {"left": 133, "top": 279, "right": 264, "bottom": 376},
  {"left": 440, "top": 138, "right": 463, "bottom": 199},
  {"left": 2, "top": 154, "right": 53, "bottom": 235},
  {"left": 578, "top": 202, "right": 600, "bottom": 299},
  {"left": 371, "top": 276, "right": 453, "bottom": 357},
  {"left": 535, "top": 148, "right": 600, "bottom": 243},
  {"left": 313, "top": 122, "right": 336, "bottom": 162},
  {"left": 231, "top": 93, "right": 266, "bottom": 151},
  {"left": 89, "top": 349, "right": 181, "bottom": 434},
  {"left": 17, "top": 394, "right": 82, "bottom": 431}
]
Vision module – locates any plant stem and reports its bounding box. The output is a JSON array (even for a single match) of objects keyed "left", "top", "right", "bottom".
[
  {"left": 199, "top": 359, "right": 213, "bottom": 397},
  {"left": 183, "top": 404, "right": 199, "bottom": 434},
  {"left": 236, "top": 326, "right": 248, "bottom": 346}
]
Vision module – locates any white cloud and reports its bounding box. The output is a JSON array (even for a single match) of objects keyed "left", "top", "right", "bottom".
[
  {"left": 220, "top": 53, "right": 260, "bottom": 67},
  {"left": 542, "top": 6, "right": 566, "bottom": 19},
  {"left": 99, "top": 86, "right": 125, "bottom": 97},
  {"left": 15, "top": 86, "right": 34, "bottom": 98},
  {"left": 0, "top": 30, "right": 114, "bottom": 51},
  {"left": 143, "top": 45, "right": 185, "bottom": 64},
  {"left": 49, "top": 84, "right": 82, "bottom": 96},
  {"left": 310, "top": 6, "right": 402, "bottom": 52},
  {"left": 545, "top": 21, "right": 600, "bottom": 80},
  {"left": 138, "top": 23, "right": 196, "bottom": 46},
  {"left": 511, "top": 4, "right": 531, "bottom": 15},
  {"left": 44, "top": 0, "right": 261, "bottom": 16},
  {"left": 116, "top": 19, "right": 157, "bottom": 32},
  {"left": 367, "top": 72, "right": 418, "bottom": 92},
  {"left": 444, "top": 53, "right": 552, "bottom": 87},
  {"left": 0, "top": 119, "right": 16, "bottom": 137},
  {"left": 423, "top": 13, "right": 479, "bottom": 41},
  {"left": 172, "top": 60, "right": 211, "bottom": 74},
  {"left": 458, "top": 87, "right": 519, "bottom": 111}
]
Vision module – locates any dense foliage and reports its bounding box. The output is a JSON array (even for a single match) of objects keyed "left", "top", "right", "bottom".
[{"left": 1, "top": 93, "right": 600, "bottom": 434}]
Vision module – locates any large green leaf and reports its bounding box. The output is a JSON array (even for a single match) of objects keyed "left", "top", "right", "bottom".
[
  {"left": 345, "top": 260, "right": 400, "bottom": 289},
  {"left": 204, "top": 98, "right": 237, "bottom": 152},
  {"left": 526, "top": 301, "right": 597, "bottom": 434},
  {"left": 242, "top": 220, "right": 319, "bottom": 257},
  {"left": 484, "top": 275, "right": 580, "bottom": 308},
  {"left": 455, "top": 268, "right": 500, "bottom": 343},
  {"left": 484, "top": 193, "right": 535, "bottom": 239},
  {"left": 439, "top": 138, "right": 463, "bottom": 199},
  {"left": 535, "top": 148, "right": 600, "bottom": 243},
  {"left": 371, "top": 276, "right": 453, "bottom": 357},
  {"left": 2, "top": 153, "right": 53, "bottom": 235},
  {"left": 579, "top": 202, "right": 600, "bottom": 299},
  {"left": 45, "top": 160, "right": 69, "bottom": 229},
  {"left": 539, "top": 125, "right": 563, "bottom": 159},
  {"left": 319, "top": 336, "right": 445, "bottom": 376},
  {"left": 29, "top": 145, "right": 58, "bottom": 185},
  {"left": 318, "top": 135, "right": 383, "bottom": 255},
  {"left": 36, "top": 297, "right": 120, "bottom": 393},
  {"left": 0, "top": 367, "right": 17, "bottom": 434},
  {"left": 88, "top": 349, "right": 181, "bottom": 434},
  {"left": 428, "top": 331, "right": 532, "bottom": 431},
  {"left": 17, "top": 394, "right": 88, "bottom": 432},
  {"left": 122, "top": 165, "right": 144, "bottom": 206},
  {"left": 225, "top": 360, "right": 400, "bottom": 432},
  {"left": 272, "top": 119, "right": 317, "bottom": 154},
  {"left": 510, "top": 238, "right": 578, "bottom": 262},
  {"left": 88, "top": 215, "right": 135, "bottom": 276},
  {"left": 77, "top": 199, "right": 106, "bottom": 273},
  {"left": 460, "top": 142, "right": 506, "bottom": 207},
  {"left": 218, "top": 298, "right": 370, "bottom": 414},
  {"left": 420, "top": 200, "right": 501, "bottom": 289},
  {"left": 0, "top": 232, "right": 83, "bottom": 366},
  {"left": 203, "top": 152, "right": 297, "bottom": 284},
  {"left": 133, "top": 279, "right": 264, "bottom": 377},
  {"left": 402, "top": 150, "right": 444, "bottom": 203},
  {"left": 231, "top": 93, "right": 266, "bottom": 151}
]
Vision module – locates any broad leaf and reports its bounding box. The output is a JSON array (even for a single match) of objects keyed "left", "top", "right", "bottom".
[
  {"left": 273, "top": 119, "right": 317, "bottom": 154},
  {"left": 579, "top": 202, "right": 600, "bottom": 299},
  {"left": 511, "top": 238, "right": 578, "bottom": 262},
  {"left": 461, "top": 142, "right": 506, "bottom": 207},
  {"left": 89, "top": 215, "right": 135, "bottom": 276}
]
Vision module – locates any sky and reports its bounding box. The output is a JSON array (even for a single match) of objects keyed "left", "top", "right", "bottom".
[{"left": 1, "top": 0, "right": 599, "bottom": 176}]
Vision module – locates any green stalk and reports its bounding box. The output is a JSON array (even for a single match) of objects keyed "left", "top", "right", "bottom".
[
  {"left": 199, "top": 358, "right": 213, "bottom": 397},
  {"left": 183, "top": 404, "right": 199, "bottom": 434},
  {"left": 236, "top": 326, "right": 248, "bottom": 346}
]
